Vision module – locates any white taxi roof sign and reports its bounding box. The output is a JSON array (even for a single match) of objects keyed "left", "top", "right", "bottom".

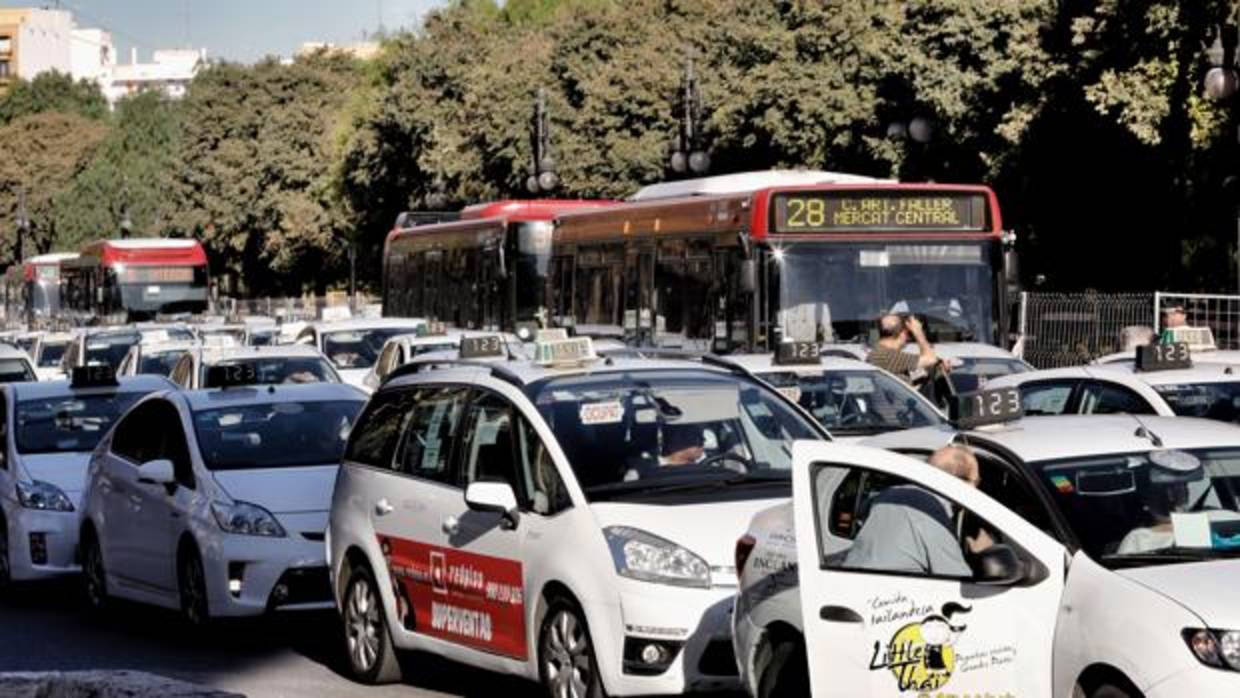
[
  {"left": 1165, "top": 326, "right": 1216, "bottom": 352},
  {"left": 536, "top": 328, "right": 569, "bottom": 342},
  {"left": 535, "top": 337, "right": 597, "bottom": 366}
]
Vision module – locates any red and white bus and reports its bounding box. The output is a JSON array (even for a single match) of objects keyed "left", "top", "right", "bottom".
[
  {"left": 382, "top": 171, "right": 1017, "bottom": 352},
  {"left": 383, "top": 199, "right": 618, "bottom": 331},
  {"left": 1, "top": 252, "right": 78, "bottom": 323},
  {"left": 62, "top": 238, "right": 210, "bottom": 319}
]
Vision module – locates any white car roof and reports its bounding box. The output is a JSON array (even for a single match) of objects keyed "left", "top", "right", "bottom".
[
  {"left": 181, "top": 381, "right": 365, "bottom": 411},
  {"left": 310, "top": 318, "right": 427, "bottom": 332},
  {"left": 990, "top": 362, "right": 1240, "bottom": 389},
  {"left": 724, "top": 354, "right": 886, "bottom": 375},
  {"left": 383, "top": 355, "right": 740, "bottom": 391},
  {"left": 0, "top": 344, "right": 32, "bottom": 360},
  {"left": 207, "top": 344, "right": 329, "bottom": 363},
  {"left": 864, "top": 414, "right": 1240, "bottom": 464},
  {"left": 629, "top": 170, "right": 885, "bottom": 201},
  {"left": 139, "top": 341, "right": 197, "bottom": 355}
]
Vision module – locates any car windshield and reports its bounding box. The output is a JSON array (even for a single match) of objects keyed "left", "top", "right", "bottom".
[
  {"left": 85, "top": 333, "right": 140, "bottom": 370},
  {"left": 323, "top": 327, "right": 420, "bottom": 369},
  {"left": 204, "top": 357, "right": 338, "bottom": 386},
  {"left": 247, "top": 330, "right": 277, "bottom": 346},
  {"left": 1035, "top": 448, "right": 1240, "bottom": 567},
  {"left": 0, "top": 358, "right": 34, "bottom": 383},
  {"left": 759, "top": 369, "right": 942, "bottom": 435},
  {"left": 1153, "top": 382, "right": 1240, "bottom": 423},
  {"left": 947, "top": 357, "right": 1030, "bottom": 393},
  {"left": 775, "top": 242, "right": 996, "bottom": 344},
  {"left": 16, "top": 391, "right": 148, "bottom": 454},
  {"left": 138, "top": 351, "right": 186, "bottom": 376},
  {"left": 526, "top": 369, "right": 822, "bottom": 502},
  {"left": 192, "top": 399, "right": 363, "bottom": 470},
  {"left": 14, "top": 337, "right": 35, "bottom": 354},
  {"left": 38, "top": 342, "right": 67, "bottom": 367}
]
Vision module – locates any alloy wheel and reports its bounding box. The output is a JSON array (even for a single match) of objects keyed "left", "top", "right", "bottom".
[
  {"left": 180, "top": 553, "right": 208, "bottom": 625},
  {"left": 543, "top": 609, "right": 593, "bottom": 698},
  {"left": 345, "top": 574, "right": 382, "bottom": 673}
]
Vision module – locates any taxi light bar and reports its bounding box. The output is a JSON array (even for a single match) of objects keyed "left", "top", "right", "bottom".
[
  {"left": 1136, "top": 342, "right": 1191, "bottom": 373},
  {"left": 949, "top": 387, "right": 1023, "bottom": 429},
  {"left": 415, "top": 321, "right": 448, "bottom": 337},
  {"left": 459, "top": 335, "right": 506, "bottom": 360},
  {"left": 1166, "top": 326, "right": 1216, "bottom": 353},
  {"left": 536, "top": 328, "right": 570, "bottom": 342},
  {"left": 205, "top": 363, "right": 261, "bottom": 388},
  {"left": 535, "top": 337, "right": 597, "bottom": 366},
  {"left": 774, "top": 341, "right": 821, "bottom": 366},
  {"left": 71, "top": 365, "right": 118, "bottom": 388}
]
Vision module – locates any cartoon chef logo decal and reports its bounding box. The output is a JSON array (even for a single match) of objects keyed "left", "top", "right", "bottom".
[{"left": 869, "top": 602, "right": 971, "bottom": 692}]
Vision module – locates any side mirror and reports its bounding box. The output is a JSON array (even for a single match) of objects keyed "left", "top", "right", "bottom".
[
  {"left": 972, "top": 544, "right": 1028, "bottom": 586},
  {"left": 464, "top": 481, "right": 520, "bottom": 529},
  {"left": 739, "top": 259, "right": 757, "bottom": 294},
  {"left": 137, "top": 459, "right": 177, "bottom": 489}
]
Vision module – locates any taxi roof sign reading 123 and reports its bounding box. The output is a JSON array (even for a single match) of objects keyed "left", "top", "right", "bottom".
[
  {"left": 206, "top": 363, "right": 260, "bottom": 388},
  {"left": 459, "top": 335, "right": 506, "bottom": 360},
  {"left": 1136, "top": 342, "right": 1191, "bottom": 372},
  {"left": 775, "top": 341, "right": 821, "bottom": 366},
  {"left": 950, "top": 387, "right": 1022, "bottom": 429},
  {"left": 72, "top": 364, "right": 118, "bottom": 388}
]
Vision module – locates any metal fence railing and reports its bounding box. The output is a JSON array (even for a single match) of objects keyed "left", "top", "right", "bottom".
[
  {"left": 1016, "top": 292, "right": 1156, "bottom": 368},
  {"left": 1153, "top": 291, "right": 1240, "bottom": 351}
]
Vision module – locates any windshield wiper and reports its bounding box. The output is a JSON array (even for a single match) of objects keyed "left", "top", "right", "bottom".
[
  {"left": 585, "top": 471, "right": 789, "bottom": 499},
  {"left": 1101, "top": 546, "right": 1240, "bottom": 565}
]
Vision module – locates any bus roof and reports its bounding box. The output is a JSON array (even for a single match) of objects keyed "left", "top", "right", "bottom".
[
  {"left": 26, "top": 252, "right": 79, "bottom": 266},
  {"left": 459, "top": 199, "right": 619, "bottom": 222},
  {"left": 629, "top": 170, "right": 886, "bottom": 201},
  {"left": 76, "top": 238, "right": 208, "bottom": 267}
]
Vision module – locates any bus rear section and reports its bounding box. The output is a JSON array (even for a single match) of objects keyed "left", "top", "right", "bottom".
[
  {"left": 23, "top": 252, "right": 79, "bottom": 321},
  {"left": 64, "top": 239, "right": 210, "bottom": 320}
]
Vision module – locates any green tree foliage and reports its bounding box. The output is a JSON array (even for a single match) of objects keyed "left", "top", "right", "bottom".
[
  {"left": 170, "top": 55, "right": 363, "bottom": 295},
  {"left": 51, "top": 91, "right": 184, "bottom": 249},
  {"left": 0, "top": 112, "right": 109, "bottom": 261},
  {"left": 0, "top": 71, "right": 108, "bottom": 126}
]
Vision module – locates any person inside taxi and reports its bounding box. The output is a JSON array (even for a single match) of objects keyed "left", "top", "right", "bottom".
[
  {"left": 844, "top": 446, "right": 990, "bottom": 576},
  {"left": 1116, "top": 473, "right": 1193, "bottom": 555},
  {"left": 660, "top": 423, "right": 706, "bottom": 466},
  {"left": 867, "top": 313, "right": 947, "bottom": 385}
]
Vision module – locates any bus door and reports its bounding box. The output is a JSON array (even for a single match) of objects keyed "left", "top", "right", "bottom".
[
  {"left": 549, "top": 250, "right": 575, "bottom": 329},
  {"left": 625, "top": 244, "right": 655, "bottom": 345},
  {"left": 714, "top": 243, "right": 752, "bottom": 353}
]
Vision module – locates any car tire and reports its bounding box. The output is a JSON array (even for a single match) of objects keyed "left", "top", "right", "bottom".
[
  {"left": 81, "top": 528, "right": 109, "bottom": 613},
  {"left": 758, "top": 636, "right": 809, "bottom": 698},
  {"left": 178, "top": 546, "right": 210, "bottom": 627},
  {"left": 342, "top": 564, "right": 402, "bottom": 684},
  {"left": 1090, "top": 684, "right": 1137, "bottom": 698},
  {"left": 0, "top": 515, "right": 11, "bottom": 590},
  {"left": 538, "top": 596, "right": 607, "bottom": 698}
]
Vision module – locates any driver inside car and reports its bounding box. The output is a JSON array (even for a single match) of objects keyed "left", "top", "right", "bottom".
[{"left": 660, "top": 423, "right": 707, "bottom": 466}]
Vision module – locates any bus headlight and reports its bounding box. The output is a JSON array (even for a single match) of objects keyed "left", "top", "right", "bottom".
[
  {"left": 16, "top": 480, "right": 74, "bottom": 512},
  {"left": 1184, "top": 628, "right": 1240, "bottom": 671},
  {"left": 604, "top": 526, "right": 710, "bottom": 589}
]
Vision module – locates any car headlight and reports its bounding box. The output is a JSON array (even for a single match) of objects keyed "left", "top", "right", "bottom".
[
  {"left": 1183, "top": 628, "right": 1240, "bottom": 671},
  {"left": 16, "top": 480, "right": 74, "bottom": 512},
  {"left": 604, "top": 526, "right": 710, "bottom": 589},
  {"left": 211, "top": 500, "right": 286, "bottom": 537}
]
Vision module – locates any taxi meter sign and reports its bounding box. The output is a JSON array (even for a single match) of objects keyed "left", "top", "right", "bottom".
[
  {"left": 459, "top": 335, "right": 506, "bottom": 359},
  {"left": 1136, "top": 342, "right": 1192, "bottom": 372},
  {"left": 205, "top": 363, "right": 260, "bottom": 388},
  {"left": 71, "top": 364, "right": 118, "bottom": 388},
  {"left": 775, "top": 341, "right": 822, "bottom": 366},
  {"left": 535, "top": 337, "right": 596, "bottom": 366},
  {"left": 950, "top": 387, "right": 1022, "bottom": 428}
]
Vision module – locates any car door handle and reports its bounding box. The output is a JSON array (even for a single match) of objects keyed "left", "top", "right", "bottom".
[
  {"left": 820, "top": 605, "right": 864, "bottom": 623},
  {"left": 442, "top": 516, "right": 460, "bottom": 536},
  {"left": 374, "top": 499, "right": 394, "bottom": 516}
]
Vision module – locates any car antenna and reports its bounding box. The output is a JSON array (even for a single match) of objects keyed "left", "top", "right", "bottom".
[{"left": 1132, "top": 417, "right": 1163, "bottom": 448}]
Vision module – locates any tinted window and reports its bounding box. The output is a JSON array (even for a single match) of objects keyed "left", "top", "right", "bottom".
[
  {"left": 395, "top": 387, "right": 469, "bottom": 484},
  {"left": 0, "top": 359, "right": 34, "bottom": 383},
  {"left": 323, "top": 327, "right": 420, "bottom": 369},
  {"left": 37, "top": 342, "right": 67, "bottom": 367},
  {"left": 346, "top": 389, "right": 418, "bottom": 468},
  {"left": 460, "top": 393, "right": 519, "bottom": 493},
  {"left": 205, "top": 357, "right": 339, "bottom": 386},
  {"left": 761, "top": 369, "right": 941, "bottom": 435},
  {"left": 138, "top": 351, "right": 186, "bottom": 376},
  {"left": 1020, "top": 382, "right": 1074, "bottom": 416},
  {"left": 21, "top": 391, "right": 149, "bottom": 455},
  {"left": 518, "top": 416, "right": 571, "bottom": 515},
  {"left": 84, "top": 333, "right": 140, "bottom": 370},
  {"left": 192, "top": 399, "right": 363, "bottom": 470},
  {"left": 1079, "top": 382, "right": 1155, "bottom": 415},
  {"left": 1154, "top": 382, "right": 1240, "bottom": 423}
]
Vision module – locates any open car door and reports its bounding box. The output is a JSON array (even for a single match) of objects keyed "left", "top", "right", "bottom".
[{"left": 791, "top": 440, "right": 1067, "bottom": 697}]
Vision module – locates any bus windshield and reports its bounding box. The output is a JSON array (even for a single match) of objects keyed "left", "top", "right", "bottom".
[
  {"left": 526, "top": 369, "right": 822, "bottom": 502},
  {"left": 775, "top": 242, "right": 996, "bottom": 344}
]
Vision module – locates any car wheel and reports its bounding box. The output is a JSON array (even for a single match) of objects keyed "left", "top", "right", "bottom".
[
  {"left": 538, "top": 597, "right": 606, "bottom": 698},
  {"left": 758, "top": 636, "right": 809, "bottom": 698},
  {"left": 178, "top": 547, "right": 210, "bottom": 626},
  {"left": 1090, "top": 684, "right": 1137, "bottom": 698},
  {"left": 342, "top": 564, "right": 402, "bottom": 684},
  {"left": 81, "top": 530, "right": 109, "bottom": 612},
  {"left": 0, "top": 515, "right": 11, "bottom": 590}
]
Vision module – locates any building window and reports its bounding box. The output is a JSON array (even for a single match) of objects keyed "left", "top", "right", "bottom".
[
  {"left": 0, "top": 37, "right": 12, "bottom": 54},
  {"left": 0, "top": 61, "right": 10, "bottom": 79}
]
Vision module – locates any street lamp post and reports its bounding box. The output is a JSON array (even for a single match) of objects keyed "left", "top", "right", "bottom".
[
  {"left": 669, "top": 57, "right": 710, "bottom": 177},
  {"left": 14, "top": 185, "right": 28, "bottom": 264},
  {"left": 885, "top": 115, "right": 935, "bottom": 180},
  {"left": 527, "top": 88, "right": 558, "bottom": 195},
  {"left": 119, "top": 181, "right": 133, "bottom": 239},
  {"left": 1204, "top": 23, "right": 1240, "bottom": 292}
]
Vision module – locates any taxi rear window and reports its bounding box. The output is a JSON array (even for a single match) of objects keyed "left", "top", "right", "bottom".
[
  {"left": 191, "top": 399, "right": 363, "bottom": 470},
  {"left": 203, "top": 357, "right": 339, "bottom": 386},
  {"left": 16, "top": 391, "right": 148, "bottom": 454},
  {"left": 0, "top": 358, "right": 34, "bottom": 383}
]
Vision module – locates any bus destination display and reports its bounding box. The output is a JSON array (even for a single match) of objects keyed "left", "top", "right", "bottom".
[{"left": 771, "top": 191, "right": 989, "bottom": 233}]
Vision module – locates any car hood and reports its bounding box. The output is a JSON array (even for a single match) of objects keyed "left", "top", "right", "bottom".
[
  {"left": 1117, "top": 559, "right": 1240, "bottom": 627},
  {"left": 212, "top": 464, "right": 338, "bottom": 514},
  {"left": 590, "top": 497, "right": 784, "bottom": 574},
  {"left": 19, "top": 452, "right": 92, "bottom": 498}
]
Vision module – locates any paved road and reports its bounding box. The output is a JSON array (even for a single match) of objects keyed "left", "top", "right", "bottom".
[{"left": 0, "top": 579, "right": 543, "bottom": 698}]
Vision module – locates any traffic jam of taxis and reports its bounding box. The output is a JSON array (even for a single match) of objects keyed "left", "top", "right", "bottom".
[{"left": 4, "top": 318, "right": 1240, "bottom": 698}]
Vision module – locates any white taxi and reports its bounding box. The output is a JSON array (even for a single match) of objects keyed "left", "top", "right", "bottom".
[
  {"left": 294, "top": 318, "right": 427, "bottom": 389},
  {"left": 79, "top": 376, "right": 366, "bottom": 623},
  {"left": 168, "top": 344, "right": 341, "bottom": 389},
  {"left": 0, "top": 369, "right": 173, "bottom": 587},
  {"left": 724, "top": 343, "right": 945, "bottom": 441},
  {"left": 363, "top": 331, "right": 528, "bottom": 393},
  {"left": 989, "top": 343, "right": 1240, "bottom": 422},
  {"left": 32, "top": 331, "right": 73, "bottom": 381},
  {"left": 117, "top": 341, "right": 196, "bottom": 378},
  {"left": 327, "top": 335, "right": 828, "bottom": 695},
  {"left": 0, "top": 344, "right": 37, "bottom": 384},
  {"left": 734, "top": 395, "right": 1240, "bottom": 697}
]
